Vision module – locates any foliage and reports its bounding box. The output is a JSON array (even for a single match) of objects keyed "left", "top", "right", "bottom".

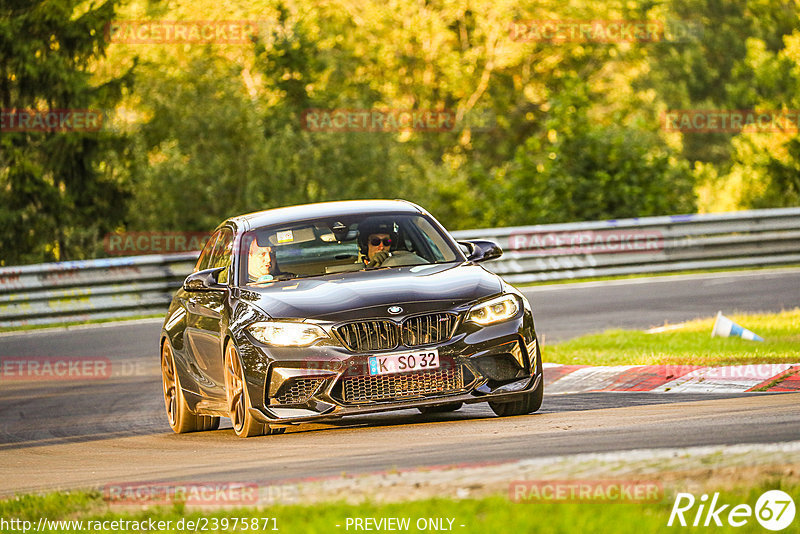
[
  {"left": 0, "top": 0, "right": 133, "bottom": 264},
  {"left": 2, "top": 0, "right": 799, "bottom": 264},
  {"left": 505, "top": 77, "right": 695, "bottom": 224}
]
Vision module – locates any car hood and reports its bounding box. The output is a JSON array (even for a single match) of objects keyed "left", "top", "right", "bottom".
[{"left": 239, "top": 263, "right": 502, "bottom": 321}]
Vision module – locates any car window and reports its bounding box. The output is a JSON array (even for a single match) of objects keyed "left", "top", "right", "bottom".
[
  {"left": 408, "top": 217, "right": 455, "bottom": 262},
  {"left": 209, "top": 228, "right": 234, "bottom": 284},
  {"left": 194, "top": 230, "right": 220, "bottom": 272},
  {"left": 240, "top": 214, "right": 459, "bottom": 285}
]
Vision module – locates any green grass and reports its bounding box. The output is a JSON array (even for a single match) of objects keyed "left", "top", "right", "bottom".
[
  {"left": 0, "top": 491, "right": 99, "bottom": 523},
  {"left": 1, "top": 480, "right": 797, "bottom": 533},
  {"left": 543, "top": 308, "right": 800, "bottom": 366}
]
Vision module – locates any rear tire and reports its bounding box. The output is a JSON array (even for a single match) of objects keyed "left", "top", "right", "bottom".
[
  {"left": 161, "top": 339, "right": 220, "bottom": 433},
  {"left": 418, "top": 402, "right": 463, "bottom": 414}
]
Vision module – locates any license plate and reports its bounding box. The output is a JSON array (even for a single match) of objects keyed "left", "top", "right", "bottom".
[{"left": 368, "top": 349, "right": 440, "bottom": 376}]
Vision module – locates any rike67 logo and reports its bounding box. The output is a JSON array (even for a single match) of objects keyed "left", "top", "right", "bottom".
[{"left": 668, "top": 490, "right": 796, "bottom": 530}]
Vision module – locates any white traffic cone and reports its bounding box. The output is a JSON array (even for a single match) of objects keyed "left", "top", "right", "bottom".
[{"left": 711, "top": 311, "right": 764, "bottom": 341}]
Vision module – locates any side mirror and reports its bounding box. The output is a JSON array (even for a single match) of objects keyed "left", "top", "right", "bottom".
[
  {"left": 458, "top": 240, "right": 503, "bottom": 263},
  {"left": 183, "top": 267, "right": 227, "bottom": 292}
]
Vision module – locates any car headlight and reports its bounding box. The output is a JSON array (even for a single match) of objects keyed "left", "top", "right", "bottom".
[
  {"left": 247, "top": 322, "right": 329, "bottom": 346},
  {"left": 467, "top": 294, "right": 520, "bottom": 325}
]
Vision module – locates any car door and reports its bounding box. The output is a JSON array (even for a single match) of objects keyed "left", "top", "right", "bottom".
[{"left": 183, "top": 227, "right": 233, "bottom": 400}]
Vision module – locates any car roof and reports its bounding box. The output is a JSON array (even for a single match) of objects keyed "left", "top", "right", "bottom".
[{"left": 227, "top": 199, "right": 426, "bottom": 231}]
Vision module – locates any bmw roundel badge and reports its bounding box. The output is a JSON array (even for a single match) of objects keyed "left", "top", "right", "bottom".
[{"left": 388, "top": 306, "right": 403, "bottom": 315}]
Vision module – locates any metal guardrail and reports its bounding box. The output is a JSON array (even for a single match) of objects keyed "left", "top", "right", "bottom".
[
  {"left": 0, "top": 254, "right": 198, "bottom": 327},
  {"left": 1, "top": 207, "right": 799, "bottom": 327},
  {"left": 451, "top": 207, "right": 800, "bottom": 284}
]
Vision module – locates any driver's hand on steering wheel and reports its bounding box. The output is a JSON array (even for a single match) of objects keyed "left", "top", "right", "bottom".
[{"left": 367, "top": 250, "right": 390, "bottom": 269}]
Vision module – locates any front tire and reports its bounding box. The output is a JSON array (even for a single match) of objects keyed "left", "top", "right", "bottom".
[
  {"left": 224, "top": 341, "right": 270, "bottom": 438},
  {"left": 161, "top": 339, "right": 220, "bottom": 433},
  {"left": 488, "top": 346, "right": 544, "bottom": 417}
]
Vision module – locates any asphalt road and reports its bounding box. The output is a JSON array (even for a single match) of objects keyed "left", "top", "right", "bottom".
[
  {"left": 1, "top": 387, "right": 798, "bottom": 496},
  {"left": 1, "top": 268, "right": 799, "bottom": 496},
  {"left": 521, "top": 268, "right": 800, "bottom": 341}
]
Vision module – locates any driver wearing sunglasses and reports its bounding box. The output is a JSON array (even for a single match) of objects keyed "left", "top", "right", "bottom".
[
  {"left": 365, "top": 233, "right": 393, "bottom": 268},
  {"left": 358, "top": 219, "right": 430, "bottom": 270},
  {"left": 358, "top": 219, "right": 399, "bottom": 269}
]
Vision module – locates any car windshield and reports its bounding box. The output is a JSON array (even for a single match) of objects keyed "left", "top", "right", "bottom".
[{"left": 240, "top": 213, "right": 461, "bottom": 285}]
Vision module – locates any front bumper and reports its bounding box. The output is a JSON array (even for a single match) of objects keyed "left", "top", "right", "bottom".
[{"left": 236, "top": 309, "right": 541, "bottom": 425}]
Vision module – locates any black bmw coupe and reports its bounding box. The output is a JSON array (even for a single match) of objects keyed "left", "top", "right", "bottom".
[{"left": 160, "top": 200, "right": 543, "bottom": 437}]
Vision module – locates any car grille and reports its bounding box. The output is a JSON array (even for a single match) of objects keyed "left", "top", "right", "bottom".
[
  {"left": 273, "top": 378, "right": 325, "bottom": 405},
  {"left": 342, "top": 366, "right": 464, "bottom": 403},
  {"left": 335, "top": 320, "right": 399, "bottom": 352},
  {"left": 335, "top": 313, "right": 457, "bottom": 352},
  {"left": 401, "top": 313, "right": 456, "bottom": 346}
]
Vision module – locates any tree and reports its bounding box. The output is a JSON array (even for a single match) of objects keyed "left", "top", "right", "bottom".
[
  {"left": 728, "top": 31, "right": 800, "bottom": 209},
  {"left": 0, "top": 0, "right": 133, "bottom": 264},
  {"left": 505, "top": 77, "right": 696, "bottom": 224}
]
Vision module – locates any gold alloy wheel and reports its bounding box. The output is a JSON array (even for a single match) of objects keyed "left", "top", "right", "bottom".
[
  {"left": 224, "top": 342, "right": 268, "bottom": 437},
  {"left": 161, "top": 340, "right": 179, "bottom": 427},
  {"left": 161, "top": 338, "right": 220, "bottom": 433},
  {"left": 224, "top": 342, "right": 246, "bottom": 433}
]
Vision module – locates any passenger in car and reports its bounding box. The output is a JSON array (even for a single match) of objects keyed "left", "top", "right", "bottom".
[{"left": 248, "top": 239, "right": 278, "bottom": 283}]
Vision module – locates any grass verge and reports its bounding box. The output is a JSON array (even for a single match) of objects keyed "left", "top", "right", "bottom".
[
  {"left": 1, "top": 479, "right": 797, "bottom": 533},
  {"left": 543, "top": 308, "right": 800, "bottom": 366}
]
